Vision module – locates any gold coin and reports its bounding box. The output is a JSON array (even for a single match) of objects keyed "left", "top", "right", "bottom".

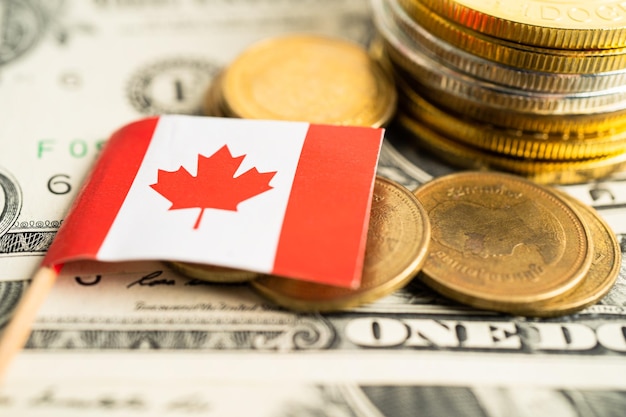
[
  {"left": 411, "top": 0, "right": 626, "bottom": 50},
  {"left": 251, "top": 176, "right": 431, "bottom": 312},
  {"left": 167, "top": 261, "right": 259, "bottom": 283},
  {"left": 398, "top": 0, "right": 626, "bottom": 74},
  {"left": 397, "top": 78, "right": 626, "bottom": 160},
  {"left": 221, "top": 34, "right": 397, "bottom": 127},
  {"left": 414, "top": 171, "right": 594, "bottom": 313},
  {"left": 398, "top": 114, "right": 626, "bottom": 184},
  {"left": 510, "top": 193, "right": 622, "bottom": 317}
]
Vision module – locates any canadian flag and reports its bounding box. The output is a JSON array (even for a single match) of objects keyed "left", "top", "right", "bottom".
[{"left": 44, "top": 115, "right": 384, "bottom": 288}]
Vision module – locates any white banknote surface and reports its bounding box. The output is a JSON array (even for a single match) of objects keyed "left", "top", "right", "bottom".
[{"left": 1, "top": 1, "right": 626, "bottom": 416}]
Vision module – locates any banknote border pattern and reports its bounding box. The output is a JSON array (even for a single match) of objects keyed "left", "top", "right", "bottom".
[{"left": 26, "top": 314, "right": 337, "bottom": 350}]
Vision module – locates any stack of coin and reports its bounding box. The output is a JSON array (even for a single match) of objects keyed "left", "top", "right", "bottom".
[
  {"left": 371, "top": 0, "right": 626, "bottom": 184},
  {"left": 203, "top": 34, "right": 397, "bottom": 127},
  {"left": 413, "top": 171, "right": 621, "bottom": 317}
]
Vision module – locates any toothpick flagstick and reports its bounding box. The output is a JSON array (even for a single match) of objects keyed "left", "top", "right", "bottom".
[{"left": 0, "top": 266, "right": 59, "bottom": 380}]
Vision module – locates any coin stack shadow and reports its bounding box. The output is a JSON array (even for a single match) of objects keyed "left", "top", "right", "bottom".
[{"left": 371, "top": 0, "right": 626, "bottom": 184}]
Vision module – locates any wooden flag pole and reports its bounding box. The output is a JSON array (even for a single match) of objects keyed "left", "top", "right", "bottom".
[{"left": 0, "top": 266, "right": 58, "bottom": 381}]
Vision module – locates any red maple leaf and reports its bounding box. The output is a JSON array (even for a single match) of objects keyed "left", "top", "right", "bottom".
[{"left": 150, "top": 145, "right": 277, "bottom": 229}]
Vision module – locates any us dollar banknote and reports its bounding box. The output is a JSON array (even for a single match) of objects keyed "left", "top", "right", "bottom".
[
  {"left": 2, "top": 255, "right": 626, "bottom": 416},
  {"left": 1, "top": 0, "right": 626, "bottom": 416}
]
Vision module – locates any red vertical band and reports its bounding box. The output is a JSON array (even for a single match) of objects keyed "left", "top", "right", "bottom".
[
  {"left": 43, "top": 117, "right": 159, "bottom": 267},
  {"left": 272, "top": 124, "right": 383, "bottom": 288}
]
